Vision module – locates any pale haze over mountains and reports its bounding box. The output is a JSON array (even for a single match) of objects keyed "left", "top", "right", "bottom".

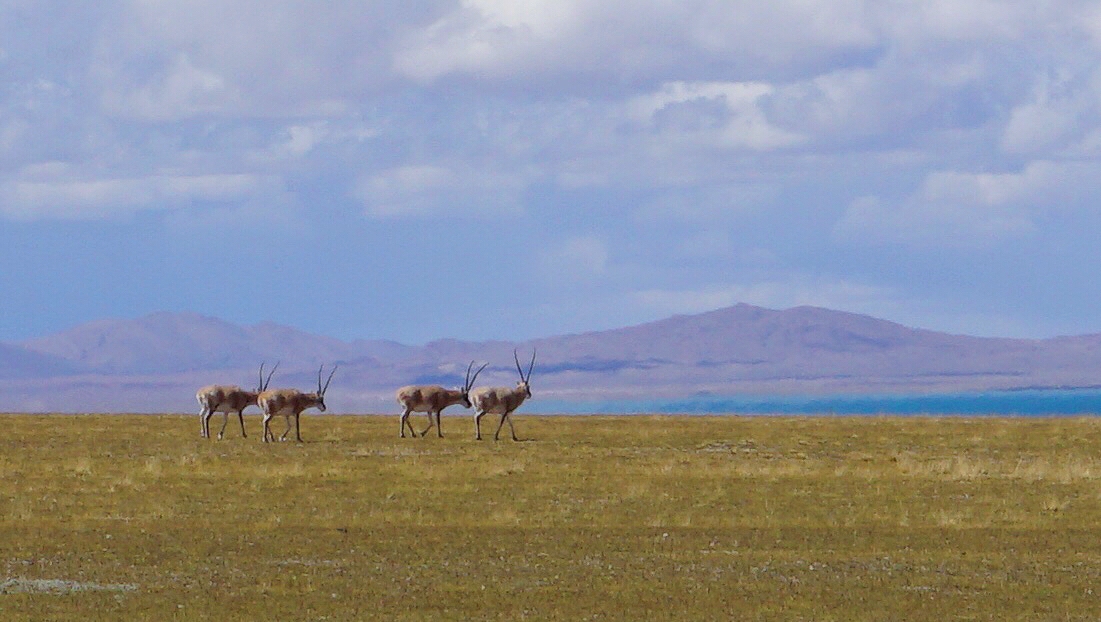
[{"left": 3, "top": 304, "right": 1101, "bottom": 414}]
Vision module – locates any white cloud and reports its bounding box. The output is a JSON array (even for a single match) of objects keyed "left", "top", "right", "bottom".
[
  {"left": 834, "top": 161, "right": 1101, "bottom": 248},
  {"left": 884, "top": 0, "right": 1035, "bottom": 43},
  {"left": 628, "top": 81, "right": 803, "bottom": 150},
  {"left": 278, "top": 124, "right": 328, "bottom": 157},
  {"left": 90, "top": 1, "right": 411, "bottom": 120},
  {"left": 635, "top": 184, "right": 778, "bottom": 224},
  {"left": 0, "top": 118, "right": 29, "bottom": 154},
  {"left": 99, "top": 53, "right": 232, "bottom": 121},
  {"left": 394, "top": 0, "right": 880, "bottom": 84},
  {"left": 355, "top": 164, "right": 524, "bottom": 219},
  {"left": 393, "top": 0, "right": 590, "bottom": 81},
  {"left": 0, "top": 168, "right": 272, "bottom": 221},
  {"left": 246, "top": 121, "right": 372, "bottom": 165},
  {"left": 835, "top": 194, "right": 1032, "bottom": 250},
  {"left": 1000, "top": 71, "right": 1093, "bottom": 155},
  {"left": 163, "top": 190, "right": 304, "bottom": 239},
  {"left": 677, "top": 230, "right": 733, "bottom": 259},
  {"left": 538, "top": 234, "right": 610, "bottom": 285},
  {"left": 357, "top": 165, "right": 456, "bottom": 218}
]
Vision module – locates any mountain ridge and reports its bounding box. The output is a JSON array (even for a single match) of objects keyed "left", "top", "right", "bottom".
[{"left": 4, "top": 304, "right": 1101, "bottom": 413}]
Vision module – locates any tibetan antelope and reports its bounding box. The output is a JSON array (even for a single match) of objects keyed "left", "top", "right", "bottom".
[
  {"left": 470, "top": 349, "right": 535, "bottom": 441},
  {"left": 258, "top": 364, "right": 337, "bottom": 443},
  {"left": 196, "top": 362, "right": 278, "bottom": 439},
  {"left": 396, "top": 360, "right": 488, "bottom": 438}
]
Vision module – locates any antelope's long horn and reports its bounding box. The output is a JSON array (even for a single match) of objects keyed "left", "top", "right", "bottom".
[
  {"left": 264, "top": 361, "right": 280, "bottom": 391},
  {"left": 322, "top": 365, "right": 338, "bottom": 394},
  {"left": 467, "top": 361, "right": 488, "bottom": 391},
  {"left": 527, "top": 349, "right": 536, "bottom": 380},
  {"left": 514, "top": 349, "right": 524, "bottom": 379},
  {"left": 464, "top": 360, "right": 475, "bottom": 388},
  {"left": 258, "top": 362, "right": 267, "bottom": 391}
]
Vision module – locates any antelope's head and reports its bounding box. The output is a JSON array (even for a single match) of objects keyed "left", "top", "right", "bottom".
[
  {"left": 313, "top": 364, "right": 338, "bottom": 412},
  {"left": 514, "top": 349, "right": 536, "bottom": 399},
  {"left": 460, "top": 360, "right": 489, "bottom": 408}
]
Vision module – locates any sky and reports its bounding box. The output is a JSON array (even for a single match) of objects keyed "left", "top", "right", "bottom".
[{"left": 3, "top": 1, "right": 1101, "bottom": 344}]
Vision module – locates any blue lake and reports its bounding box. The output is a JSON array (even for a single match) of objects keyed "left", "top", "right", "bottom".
[{"left": 531, "top": 389, "right": 1101, "bottom": 416}]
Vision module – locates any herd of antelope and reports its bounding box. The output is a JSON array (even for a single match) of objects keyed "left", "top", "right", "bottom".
[{"left": 195, "top": 350, "right": 536, "bottom": 443}]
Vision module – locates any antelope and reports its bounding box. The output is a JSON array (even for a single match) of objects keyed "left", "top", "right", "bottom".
[
  {"left": 196, "top": 362, "right": 278, "bottom": 439},
  {"left": 258, "top": 364, "right": 337, "bottom": 443},
  {"left": 470, "top": 349, "right": 535, "bottom": 441},
  {"left": 396, "top": 360, "right": 488, "bottom": 438}
]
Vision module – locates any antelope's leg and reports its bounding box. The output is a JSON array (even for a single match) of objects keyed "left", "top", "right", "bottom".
[
  {"left": 280, "top": 415, "right": 292, "bottom": 441},
  {"left": 262, "top": 414, "right": 272, "bottom": 443},
  {"left": 419, "top": 411, "right": 436, "bottom": 437},
  {"left": 493, "top": 412, "right": 509, "bottom": 441},
  {"left": 436, "top": 411, "right": 444, "bottom": 438},
  {"left": 295, "top": 413, "right": 302, "bottom": 443},
  {"left": 238, "top": 411, "right": 248, "bottom": 438},
  {"left": 474, "top": 410, "right": 486, "bottom": 440},
  {"left": 504, "top": 412, "right": 519, "bottom": 441},
  {"left": 400, "top": 409, "right": 415, "bottom": 438},
  {"left": 218, "top": 411, "right": 230, "bottom": 440}
]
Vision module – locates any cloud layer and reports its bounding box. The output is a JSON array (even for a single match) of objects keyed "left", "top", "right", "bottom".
[{"left": 2, "top": 1, "right": 1101, "bottom": 342}]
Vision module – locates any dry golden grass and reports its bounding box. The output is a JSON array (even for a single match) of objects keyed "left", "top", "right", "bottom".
[{"left": 1, "top": 414, "right": 1101, "bottom": 620}]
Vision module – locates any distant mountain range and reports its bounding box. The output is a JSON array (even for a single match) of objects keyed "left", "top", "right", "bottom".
[{"left": 3, "top": 304, "right": 1101, "bottom": 413}]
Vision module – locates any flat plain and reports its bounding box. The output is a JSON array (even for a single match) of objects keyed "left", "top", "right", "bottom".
[{"left": 2, "top": 413, "right": 1101, "bottom": 620}]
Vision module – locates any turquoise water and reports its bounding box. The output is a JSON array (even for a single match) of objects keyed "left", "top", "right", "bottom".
[{"left": 531, "top": 389, "right": 1101, "bottom": 416}]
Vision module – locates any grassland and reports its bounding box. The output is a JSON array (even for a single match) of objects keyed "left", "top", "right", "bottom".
[{"left": 2, "top": 414, "right": 1101, "bottom": 620}]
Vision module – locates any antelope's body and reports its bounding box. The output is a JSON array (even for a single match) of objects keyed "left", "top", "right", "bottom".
[
  {"left": 396, "top": 386, "right": 465, "bottom": 438},
  {"left": 196, "top": 363, "right": 278, "bottom": 439},
  {"left": 197, "top": 385, "right": 258, "bottom": 439},
  {"left": 396, "top": 361, "right": 486, "bottom": 438},
  {"left": 257, "top": 389, "right": 323, "bottom": 443},
  {"left": 258, "top": 365, "right": 336, "bottom": 443},
  {"left": 471, "top": 350, "right": 535, "bottom": 441}
]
